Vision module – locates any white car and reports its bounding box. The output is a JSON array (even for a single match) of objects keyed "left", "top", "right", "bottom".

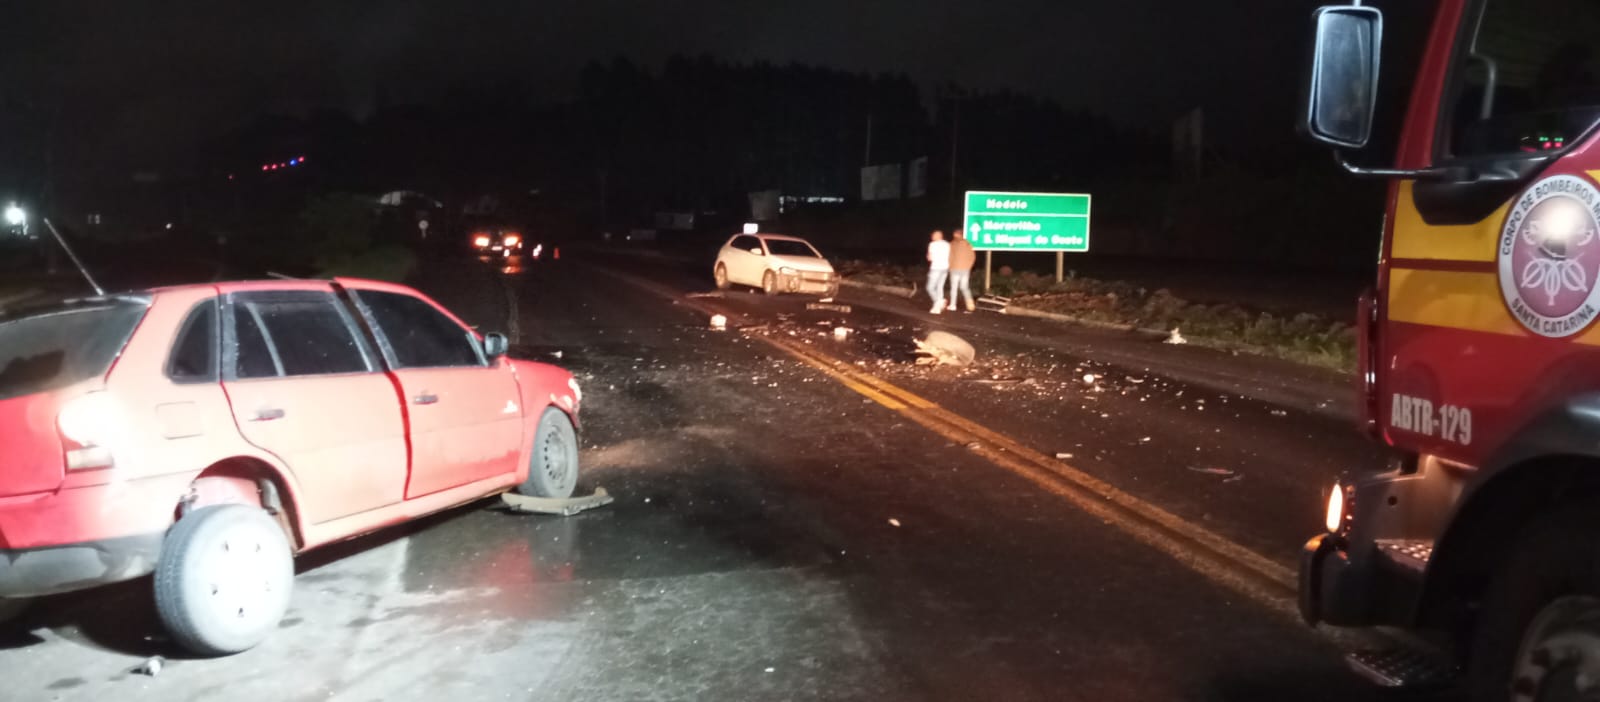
[{"left": 713, "top": 233, "right": 839, "bottom": 297}]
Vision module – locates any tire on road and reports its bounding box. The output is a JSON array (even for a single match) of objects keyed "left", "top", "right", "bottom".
[
  {"left": 762, "top": 270, "right": 778, "bottom": 295},
  {"left": 517, "top": 408, "right": 579, "bottom": 499},
  {"left": 1469, "top": 508, "right": 1600, "bottom": 701},
  {"left": 714, "top": 263, "right": 730, "bottom": 290},
  {"left": 154, "top": 504, "right": 295, "bottom": 657}
]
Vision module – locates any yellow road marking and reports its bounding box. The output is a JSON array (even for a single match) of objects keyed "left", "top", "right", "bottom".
[
  {"left": 593, "top": 263, "right": 1301, "bottom": 613},
  {"left": 759, "top": 335, "right": 1298, "bottom": 612}
]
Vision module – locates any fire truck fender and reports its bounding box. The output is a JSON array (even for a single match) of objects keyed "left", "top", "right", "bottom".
[{"left": 1418, "top": 397, "right": 1600, "bottom": 626}]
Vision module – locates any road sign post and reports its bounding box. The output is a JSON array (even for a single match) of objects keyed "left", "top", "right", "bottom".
[{"left": 964, "top": 190, "right": 1091, "bottom": 291}]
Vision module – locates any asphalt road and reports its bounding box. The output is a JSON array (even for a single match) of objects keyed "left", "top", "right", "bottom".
[{"left": 2, "top": 253, "right": 1447, "bottom": 701}]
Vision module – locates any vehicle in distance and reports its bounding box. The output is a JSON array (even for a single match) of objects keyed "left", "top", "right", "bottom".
[
  {"left": 0, "top": 279, "right": 582, "bottom": 656},
  {"left": 471, "top": 227, "right": 529, "bottom": 258},
  {"left": 713, "top": 232, "right": 839, "bottom": 297}
]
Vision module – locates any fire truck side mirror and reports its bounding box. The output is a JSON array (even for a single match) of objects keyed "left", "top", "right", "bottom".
[{"left": 1302, "top": 5, "right": 1384, "bottom": 150}]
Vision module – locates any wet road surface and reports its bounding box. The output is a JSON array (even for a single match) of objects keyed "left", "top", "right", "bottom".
[{"left": 2, "top": 254, "right": 1450, "bottom": 701}]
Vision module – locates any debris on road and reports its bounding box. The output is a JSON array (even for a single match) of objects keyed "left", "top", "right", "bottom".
[
  {"left": 1138, "top": 436, "right": 1152, "bottom": 444},
  {"left": 976, "top": 294, "right": 1010, "bottom": 312},
  {"left": 686, "top": 291, "right": 724, "bottom": 299},
  {"left": 1187, "top": 466, "right": 1236, "bottom": 477},
  {"left": 1055, "top": 452, "right": 1074, "bottom": 460},
  {"left": 914, "top": 331, "right": 976, "bottom": 366},
  {"left": 888, "top": 518, "right": 902, "bottom": 527},
  {"left": 1271, "top": 409, "right": 1288, "bottom": 417},
  {"left": 710, "top": 314, "right": 728, "bottom": 330},
  {"left": 1164, "top": 328, "right": 1188, "bottom": 345},
  {"left": 1082, "top": 373, "right": 1098, "bottom": 385},
  {"left": 807, "top": 302, "right": 852, "bottom": 313},
  {"left": 132, "top": 656, "right": 165, "bottom": 677},
  {"left": 501, "top": 488, "right": 615, "bottom": 516},
  {"left": 550, "top": 350, "right": 564, "bottom": 359},
  {"left": 833, "top": 326, "right": 851, "bottom": 339}
]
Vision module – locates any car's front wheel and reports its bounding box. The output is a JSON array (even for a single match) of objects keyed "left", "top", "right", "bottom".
[
  {"left": 518, "top": 408, "right": 579, "bottom": 499},
  {"left": 714, "top": 263, "right": 730, "bottom": 290},
  {"left": 154, "top": 505, "right": 295, "bottom": 656},
  {"left": 762, "top": 270, "right": 778, "bottom": 295}
]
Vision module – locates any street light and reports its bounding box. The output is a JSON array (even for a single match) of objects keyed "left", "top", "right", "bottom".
[{"left": 3, "top": 204, "right": 24, "bottom": 226}]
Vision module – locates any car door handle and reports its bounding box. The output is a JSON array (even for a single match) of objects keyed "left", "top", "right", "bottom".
[
  {"left": 252, "top": 407, "right": 286, "bottom": 422},
  {"left": 413, "top": 392, "right": 439, "bottom": 405}
]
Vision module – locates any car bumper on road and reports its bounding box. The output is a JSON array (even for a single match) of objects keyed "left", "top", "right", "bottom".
[
  {"left": 0, "top": 532, "right": 163, "bottom": 597},
  {"left": 777, "top": 271, "right": 838, "bottom": 295}
]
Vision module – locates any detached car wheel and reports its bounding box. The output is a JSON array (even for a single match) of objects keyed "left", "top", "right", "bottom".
[
  {"left": 714, "top": 263, "right": 730, "bottom": 290},
  {"left": 154, "top": 504, "right": 295, "bottom": 656},
  {"left": 762, "top": 271, "right": 778, "bottom": 295},
  {"left": 518, "top": 408, "right": 579, "bottom": 499}
]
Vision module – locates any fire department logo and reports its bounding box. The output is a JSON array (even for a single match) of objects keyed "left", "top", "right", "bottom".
[{"left": 1498, "top": 174, "right": 1600, "bottom": 338}]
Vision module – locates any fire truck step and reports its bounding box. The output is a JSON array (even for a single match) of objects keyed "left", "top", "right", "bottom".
[
  {"left": 1375, "top": 539, "right": 1434, "bottom": 574},
  {"left": 1345, "top": 647, "right": 1458, "bottom": 688}
]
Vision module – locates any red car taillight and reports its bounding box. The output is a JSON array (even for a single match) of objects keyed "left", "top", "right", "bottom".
[{"left": 57, "top": 392, "right": 119, "bottom": 470}]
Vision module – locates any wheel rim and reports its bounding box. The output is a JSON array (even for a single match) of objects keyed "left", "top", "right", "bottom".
[
  {"left": 1512, "top": 595, "right": 1600, "bottom": 701},
  {"left": 715, "top": 265, "right": 726, "bottom": 286},
  {"left": 196, "top": 518, "right": 283, "bottom": 634},
  {"left": 539, "top": 423, "right": 573, "bottom": 491},
  {"left": 763, "top": 273, "right": 775, "bottom": 293}
]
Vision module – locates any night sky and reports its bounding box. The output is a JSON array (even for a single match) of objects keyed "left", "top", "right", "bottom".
[{"left": 8, "top": 1, "right": 1323, "bottom": 171}]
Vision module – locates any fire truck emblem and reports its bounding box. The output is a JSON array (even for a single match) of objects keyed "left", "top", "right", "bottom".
[{"left": 1498, "top": 174, "right": 1600, "bottom": 338}]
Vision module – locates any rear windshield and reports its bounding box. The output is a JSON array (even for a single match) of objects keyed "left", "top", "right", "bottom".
[{"left": 0, "top": 301, "right": 149, "bottom": 401}]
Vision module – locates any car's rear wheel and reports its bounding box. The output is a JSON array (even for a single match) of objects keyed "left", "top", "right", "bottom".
[
  {"left": 518, "top": 408, "right": 579, "bottom": 499},
  {"left": 154, "top": 504, "right": 294, "bottom": 657},
  {"left": 762, "top": 270, "right": 778, "bottom": 295},
  {"left": 714, "top": 263, "right": 730, "bottom": 290}
]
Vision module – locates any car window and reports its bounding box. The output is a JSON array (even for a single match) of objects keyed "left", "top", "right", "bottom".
[
  {"left": 167, "top": 299, "right": 218, "bottom": 383},
  {"left": 764, "top": 239, "right": 821, "bottom": 258},
  {"left": 231, "top": 292, "right": 370, "bottom": 378},
  {"left": 356, "top": 290, "right": 483, "bottom": 369},
  {"left": 0, "top": 299, "right": 148, "bottom": 401},
  {"left": 732, "top": 235, "right": 761, "bottom": 251}
]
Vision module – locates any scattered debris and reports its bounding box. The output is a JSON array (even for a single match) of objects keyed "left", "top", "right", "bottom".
[
  {"left": 500, "top": 488, "right": 615, "bottom": 516},
  {"left": 710, "top": 314, "right": 728, "bottom": 330},
  {"left": 888, "top": 518, "right": 902, "bottom": 527},
  {"left": 913, "top": 331, "right": 976, "bottom": 366},
  {"left": 1055, "top": 452, "right": 1074, "bottom": 460},
  {"left": 1126, "top": 376, "right": 1146, "bottom": 384},
  {"left": 1082, "top": 373, "right": 1098, "bottom": 385},
  {"left": 133, "top": 656, "right": 165, "bottom": 677},
  {"left": 549, "top": 350, "right": 564, "bottom": 359},
  {"left": 833, "top": 326, "right": 851, "bottom": 340},
  {"left": 1164, "top": 328, "right": 1188, "bottom": 345},
  {"left": 1138, "top": 436, "right": 1152, "bottom": 444},
  {"left": 807, "top": 302, "right": 853, "bottom": 313},
  {"left": 1271, "top": 409, "right": 1288, "bottom": 417},
  {"left": 686, "top": 291, "right": 724, "bottom": 299},
  {"left": 765, "top": 667, "right": 776, "bottom": 673},
  {"left": 976, "top": 294, "right": 1010, "bottom": 312},
  {"left": 1187, "top": 466, "right": 1236, "bottom": 477},
  {"left": 967, "top": 377, "right": 1024, "bottom": 385}
]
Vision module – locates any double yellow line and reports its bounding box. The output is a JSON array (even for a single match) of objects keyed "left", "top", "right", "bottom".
[{"left": 759, "top": 333, "right": 1299, "bottom": 614}]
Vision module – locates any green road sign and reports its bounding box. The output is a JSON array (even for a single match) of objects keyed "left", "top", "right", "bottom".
[{"left": 963, "top": 191, "right": 1091, "bottom": 252}]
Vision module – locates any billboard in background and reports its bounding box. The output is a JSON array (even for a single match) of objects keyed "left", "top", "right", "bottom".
[
  {"left": 748, "top": 190, "right": 780, "bottom": 221},
  {"left": 907, "top": 157, "right": 929, "bottom": 198},
  {"left": 963, "top": 191, "right": 1091, "bottom": 252},
  {"left": 860, "top": 163, "right": 903, "bottom": 201}
]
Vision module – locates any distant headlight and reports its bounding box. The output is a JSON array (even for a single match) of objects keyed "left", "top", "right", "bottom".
[
  {"left": 504, "top": 234, "right": 521, "bottom": 246},
  {"left": 474, "top": 235, "right": 491, "bottom": 247}
]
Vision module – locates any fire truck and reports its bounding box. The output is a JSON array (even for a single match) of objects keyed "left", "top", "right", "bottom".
[{"left": 1297, "top": 0, "right": 1600, "bottom": 697}]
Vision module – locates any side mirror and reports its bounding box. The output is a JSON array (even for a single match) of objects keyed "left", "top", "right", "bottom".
[
  {"left": 1301, "top": 6, "right": 1383, "bottom": 149},
  {"left": 483, "top": 332, "right": 509, "bottom": 360},
  {"left": 749, "top": 247, "right": 764, "bottom": 256}
]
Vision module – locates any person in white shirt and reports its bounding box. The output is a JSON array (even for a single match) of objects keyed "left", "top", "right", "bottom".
[{"left": 925, "top": 230, "right": 951, "bottom": 314}]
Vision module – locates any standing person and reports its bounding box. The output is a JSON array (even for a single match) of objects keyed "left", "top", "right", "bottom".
[
  {"left": 947, "top": 228, "right": 976, "bottom": 312},
  {"left": 925, "top": 230, "right": 950, "bottom": 314}
]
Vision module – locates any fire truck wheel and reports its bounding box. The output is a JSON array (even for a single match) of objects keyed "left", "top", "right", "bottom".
[{"left": 1470, "top": 510, "right": 1600, "bottom": 702}]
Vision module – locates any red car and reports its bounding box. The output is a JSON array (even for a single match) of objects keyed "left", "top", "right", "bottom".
[{"left": 0, "top": 278, "right": 581, "bottom": 655}]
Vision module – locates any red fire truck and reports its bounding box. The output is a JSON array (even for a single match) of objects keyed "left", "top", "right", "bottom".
[{"left": 1298, "top": 1, "right": 1600, "bottom": 697}]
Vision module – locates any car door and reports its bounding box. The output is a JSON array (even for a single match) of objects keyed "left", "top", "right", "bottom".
[
  {"left": 729, "top": 235, "right": 766, "bottom": 285},
  {"left": 220, "top": 289, "right": 408, "bottom": 525},
  {"left": 350, "top": 288, "right": 523, "bottom": 499}
]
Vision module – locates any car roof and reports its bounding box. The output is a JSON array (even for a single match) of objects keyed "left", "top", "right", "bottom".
[
  {"left": 751, "top": 233, "right": 809, "bottom": 243},
  {"left": 144, "top": 278, "right": 420, "bottom": 296}
]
